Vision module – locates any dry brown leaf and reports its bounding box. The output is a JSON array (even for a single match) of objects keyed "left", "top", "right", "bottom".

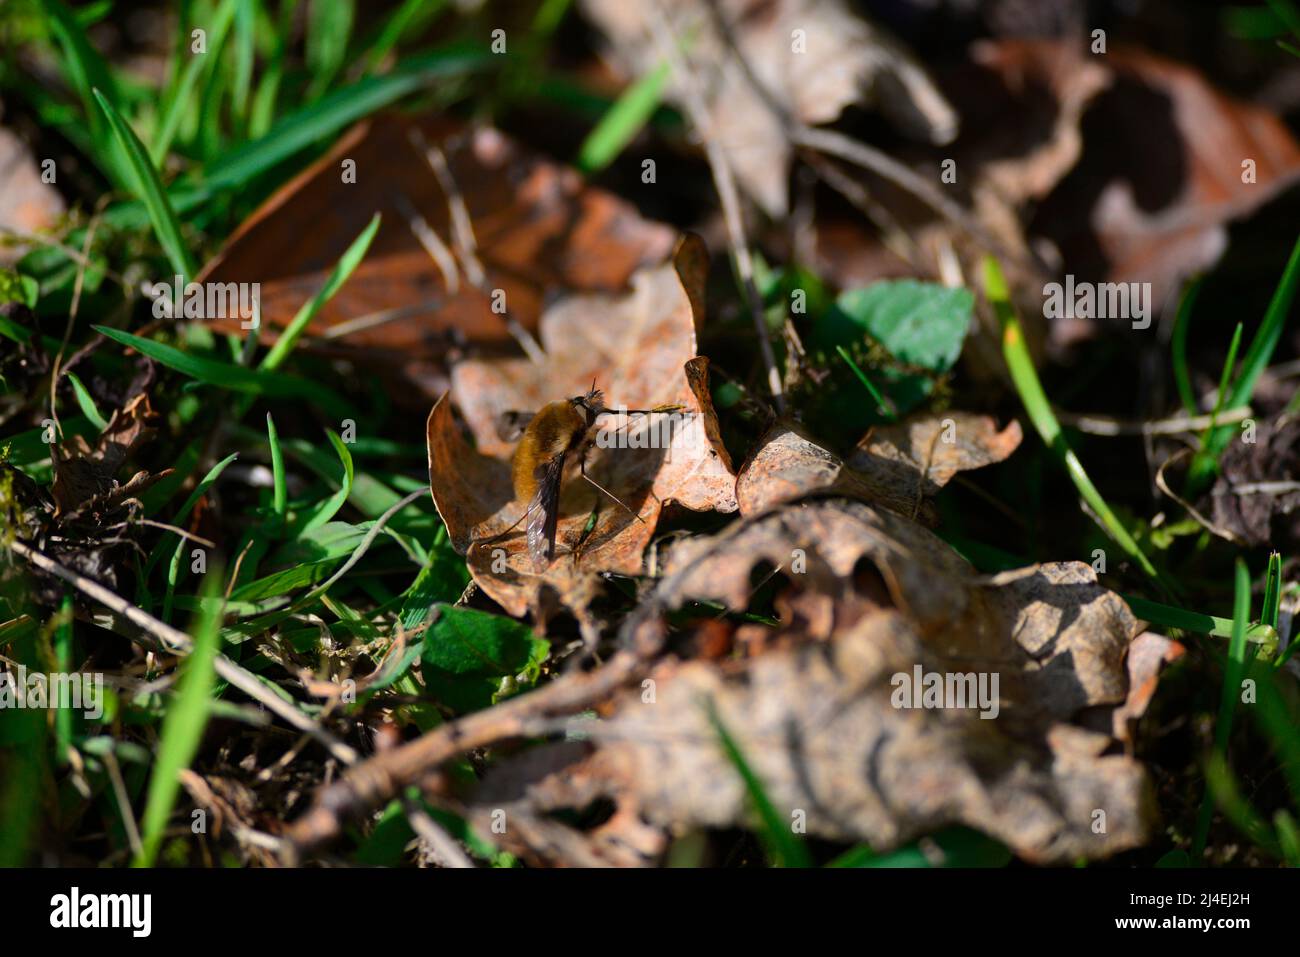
[
  {"left": 199, "top": 115, "right": 675, "bottom": 400},
  {"left": 51, "top": 390, "right": 171, "bottom": 520},
  {"left": 735, "top": 413, "right": 1020, "bottom": 522},
  {"left": 477, "top": 498, "right": 1163, "bottom": 863},
  {"left": 735, "top": 419, "right": 938, "bottom": 523},
  {"left": 1210, "top": 417, "right": 1300, "bottom": 547},
  {"left": 581, "top": 0, "right": 956, "bottom": 216},
  {"left": 1031, "top": 44, "right": 1300, "bottom": 312},
  {"left": 427, "top": 235, "right": 737, "bottom": 627},
  {"left": 848, "top": 411, "right": 1023, "bottom": 498}
]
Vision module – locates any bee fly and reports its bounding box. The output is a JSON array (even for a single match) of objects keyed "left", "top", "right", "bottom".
[{"left": 479, "top": 383, "right": 681, "bottom": 572}]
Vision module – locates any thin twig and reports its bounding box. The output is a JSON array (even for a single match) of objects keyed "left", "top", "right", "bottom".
[
  {"left": 649, "top": 1, "right": 785, "bottom": 413},
  {"left": 7, "top": 539, "right": 359, "bottom": 764},
  {"left": 103, "top": 748, "right": 144, "bottom": 859},
  {"left": 402, "top": 796, "right": 475, "bottom": 869},
  {"left": 283, "top": 647, "right": 645, "bottom": 855},
  {"left": 1056, "top": 405, "right": 1253, "bottom": 437}
]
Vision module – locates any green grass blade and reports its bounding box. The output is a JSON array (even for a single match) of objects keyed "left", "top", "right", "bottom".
[
  {"left": 1194, "top": 558, "right": 1253, "bottom": 858},
  {"left": 984, "top": 256, "right": 1163, "bottom": 588},
  {"left": 363, "top": 0, "right": 447, "bottom": 71},
  {"left": 576, "top": 60, "right": 669, "bottom": 174},
  {"left": 134, "top": 571, "right": 223, "bottom": 867},
  {"left": 298, "top": 431, "right": 354, "bottom": 533},
  {"left": 267, "top": 412, "right": 287, "bottom": 520},
  {"left": 1190, "top": 233, "right": 1300, "bottom": 490},
  {"left": 1170, "top": 277, "right": 1202, "bottom": 416},
  {"left": 142, "top": 452, "right": 240, "bottom": 588},
  {"left": 92, "top": 88, "right": 196, "bottom": 281},
  {"left": 199, "top": 46, "right": 485, "bottom": 192},
  {"left": 1262, "top": 551, "right": 1282, "bottom": 631},
  {"left": 1122, "top": 593, "right": 1278, "bottom": 653},
  {"left": 151, "top": 0, "right": 240, "bottom": 164},
  {"left": 259, "top": 213, "right": 380, "bottom": 371},
  {"left": 94, "top": 325, "right": 348, "bottom": 416},
  {"left": 705, "top": 698, "right": 813, "bottom": 868},
  {"left": 38, "top": 0, "right": 130, "bottom": 189},
  {"left": 64, "top": 371, "right": 108, "bottom": 430},
  {"left": 306, "top": 0, "right": 356, "bottom": 95},
  {"left": 835, "top": 344, "right": 897, "bottom": 421}
]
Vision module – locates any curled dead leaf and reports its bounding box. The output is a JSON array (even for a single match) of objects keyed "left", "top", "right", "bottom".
[
  {"left": 427, "top": 235, "right": 737, "bottom": 627},
  {"left": 476, "top": 498, "right": 1163, "bottom": 863},
  {"left": 735, "top": 412, "right": 1020, "bottom": 521},
  {"left": 581, "top": 0, "right": 956, "bottom": 216}
]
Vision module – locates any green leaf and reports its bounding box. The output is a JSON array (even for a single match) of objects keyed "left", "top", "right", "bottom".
[
  {"left": 421, "top": 605, "right": 547, "bottom": 677},
  {"left": 134, "top": 572, "right": 223, "bottom": 867},
  {"left": 817, "top": 280, "right": 973, "bottom": 372},
  {"left": 91, "top": 88, "right": 197, "bottom": 281}
]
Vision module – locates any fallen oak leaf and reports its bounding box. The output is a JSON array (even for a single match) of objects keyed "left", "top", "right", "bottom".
[
  {"left": 51, "top": 388, "right": 171, "bottom": 521},
  {"left": 736, "top": 418, "right": 938, "bottom": 523},
  {"left": 581, "top": 0, "right": 958, "bottom": 217},
  {"left": 427, "top": 234, "right": 737, "bottom": 628},
  {"left": 198, "top": 115, "right": 675, "bottom": 400},
  {"left": 735, "top": 412, "right": 1020, "bottom": 521},
  {"left": 848, "top": 411, "right": 1022, "bottom": 499},
  {"left": 479, "top": 497, "right": 1163, "bottom": 864}
]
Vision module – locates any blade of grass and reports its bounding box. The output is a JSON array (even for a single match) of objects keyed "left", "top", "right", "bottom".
[
  {"left": 1187, "top": 321, "right": 1244, "bottom": 482},
  {"left": 305, "top": 0, "right": 356, "bottom": 96},
  {"left": 134, "top": 570, "right": 223, "bottom": 867},
  {"left": 38, "top": 0, "right": 131, "bottom": 189},
  {"left": 141, "top": 453, "right": 239, "bottom": 595},
  {"left": 92, "top": 88, "right": 196, "bottom": 281},
  {"left": 298, "top": 431, "right": 354, "bottom": 533},
  {"left": 576, "top": 60, "right": 669, "bottom": 174},
  {"left": 150, "top": 0, "right": 240, "bottom": 164},
  {"left": 258, "top": 213, "right": 381, "bottom": 371},
  {"left": 1122, "top": 593, "right": 1277, "bottom": 654},
  {"left": 94, "top": 325, "right": 348, "bottom": 416},
  {"left": 1188, "top": 233, "right": 1300, "bottom": 491},
  {"left": 835, "top": 344, "right": 897, "bottom": 421},
  {"left": 1170, "top": 276, "right": 1202, "bottom": 416},
  {"left": 267, "top": 412, "right": 287, "bottom": 521},
  {"left": 363, "top": 0, "right": 447, "bottom": 71},
  {"left": 1193, "top": 557, "right": 1253, "bottom": 858},
  {"left": 200, "top": 46, "right": 485, "bottom": 192},
  {"left": 64, "top": 371, "right": 108, "bottom": 430},
  {"left": 1262, "top": 551, "right": 1283, "bottom": 631},
  {"left": 984, "top": 256, "right": 1164, "bottom": 590},
  {"left": 705, "top": 698, "right": 812, "bottom": 868}
]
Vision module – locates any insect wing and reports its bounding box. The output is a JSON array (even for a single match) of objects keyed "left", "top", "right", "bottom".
[
  {"left": 496, "top": 410, "right": 536, "bottom": 443},
  {"left": 526, "top": 452, "right": 567, "bottom": 571}
]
